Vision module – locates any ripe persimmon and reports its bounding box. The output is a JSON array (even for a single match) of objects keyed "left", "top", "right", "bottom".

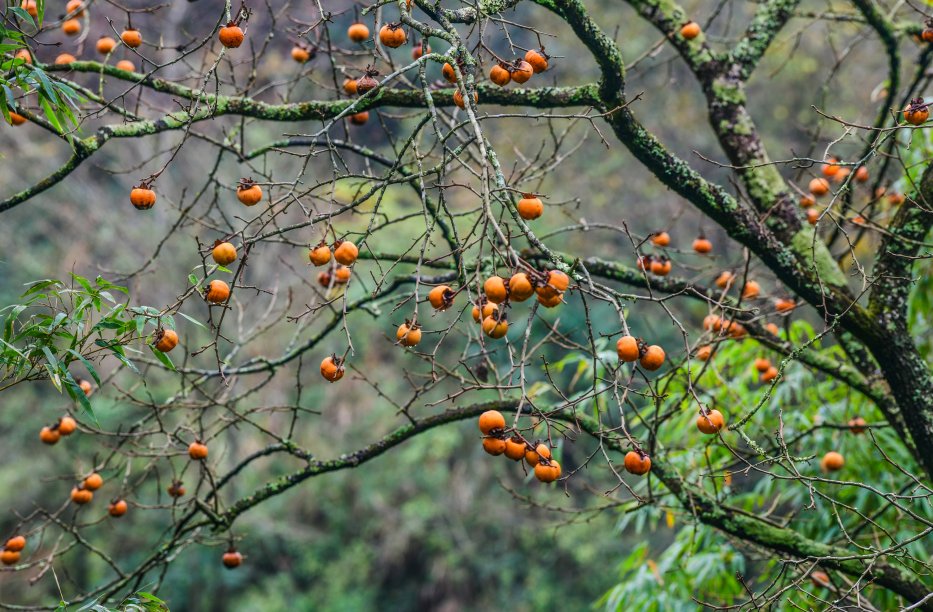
[
  {"left": 524, "top": 49, "right": 549, "bottom": 73},
  {"left": 130, "top": 184, "right": 156, "bottom": 210},
  {"left": 680, "top": 21, "right": 701, "bottom": 39},
  {"left": 854, "top": 166, "right": 869, "bottom": 182},
  {"left": 753, "top": 357, "right": 771, "bottom": 373},
  {"left": 40, "top": 426, "right": 60, "bottom": 445},
  {"left": 218, "top": 23, "right": 244, "bottom": 48},
  {"left": 333, "top": 240, "right": 359, "bottom": 265},
  {"left": 696, "top": 409, "right": 725, "bottom": 434},
  {"left": 212, "top": 241, "right": 237, "bottom": 265},
  {"left": 472, "top": 301, "right": 498, "bottom": 323},
  {"left": 483, "top": 276, "right": 508, "bottom": 304},
  {"left": 411, "top": 41, "right": 428, "bottom": 59},
  {"left": 478, "top": 410, "right": 506, "bottom": 435},
  {"left": 809, "top": 178, "right": 830, "bottom": 196},
  {"left": 222, "top": 549, "right": 243, "bottom": 568},
  {"left": 291, "top": 44, "right": 312, "bottom": 63},
  {"left": 14, "top": 49, "right": 31, "bottom": 64},
  {"left": 334, "top": 265, "right": 351, "bottom": 284},
  {"left": 55, "top": 53, "right": 76, "bottom": 65},
  {"left": 4, "top": 536, "right": 25, "bottom": 552},
  {"left": 742, "top": 280, "right": 760, "bottom": 300},
  {"left": 904, "top": 99, "right": 929, "bottom": 125},
  {"left": 482, "top": 314, "right": 508, "bottom": 339},
  {"left": 115, "top": 60, "right": 136, "bottom": 72},
  {"left": 650, "top": 258, "right": 672, "bottom": 276},
  {"left": 508, "top": 273, "right": 534, "bottom": 302},
  {"left": 237, "top": 179, "right": 263, "bottom": 206},
  {"left": 524, "top": 445, "right": 540, "bottom": 466},
  {"left": 121, "top": 29, "right": 142, "bottom": 48},
  {"left": 96, "top": 37, "right": 116, "bottom": 54},
  {"left": 65, "top": 0, "right": 84, "bottom": 16},
  {"left": 623, "top": 451, "right": 651, "bottom": 475},
  {"left": 62, "top": 19, "right": 81, "bottom": 35},
  {"left": 695, "top": 344, "right": 712, "bottom": 361},
  {"left": 510, "top": 60, "right": 533, "bottom": 84},
  {"left": 765, "top": 322, "right": 780, "bottom": 336},
  {"left": 349, "top": 111, "right": 369, "bottom": 125},
  {"left": 639, "top": 345, "right": 665, "bottom": 371},
  {"left": 693, "top": 235, "right": 712, "bottom": 252},
  {"left": 534, "top": 460, "right": 561, "bottom": 482},
  {"left": 356, "top": 68, "right": 379, "bottom": 94},
  {"left": 320, "top": 355, "right": 345, "bottom": 382},
  {"left": 517, "top": 194, "right": 543, "bottom": 220},
  {"left": 616, "top": 335, "right": 639, "bottom": 362},
  {"left": 83, "top": 473, "right": 103, "bottom": 491},
  {"left": 821, "top": 158, "right": 839, "bottom": 177},
  {"left": 59, "top": 416, "right": 77, "bottom": 436},
  {"left": 714, "top": 270, "right": 734, "bottom": 289},
  {"left": 775, "top": 298, "right": 796, "bottom": 313},
  {"left": 428, "top": 285, "right": 454, "bottom": 310},
  {"left": 78, "top": 379, "right": 93, "bottom": 396},
  {"left": 539, "top": 270, "right": 569, "bottom": 298},
  {"left": 188, "top": 441, "right": 208, "bottom": 460},
  {"left": 799, "top": 195, "right": 815, "bottom": 208},
  {"left": 155, "top": 329, "right": 178, "bottom": 352},
  {"left": 108, "top": 499, "right": 128, "bottom": 517},
  {"left": 650, "top": 231, "right": 670, "bottom": 247},
  {"left": 309, "top": 243, "right": 332, "bottom": 266},
  {"left": 503, "top": 437, "right": 526, "bottom": 461},
  {"left": 760, "top": 366, "right": 778, "bottom": 383},
  {"left": 70, "top": 486, "right": 93, "bottom": 505},
  {"left": 396, "top": 321, "right": 422, "bottom": 347},
  {"left": 7, "top": 112, "right": 26, "bottom": 126},
  {"left": 167, "top": 481, "right": 186, "bottom": 498},
  {"left": 482, "top": 437, "right": 507, "bottom": 455},
  {"left": 20, "top": 0, "right": 36, "bottom": 17},
  {"left": 343, "top": 78, "right": 358, "bottom": 95},
  {"left": 442, "top": 62, "right": 457, "bottom": 83},
  {"left": 0, "top": 550, "right": 19, "bottom": 566},
  {"left": 489, "top": 64, "right": 511, "bottom": 87},
  {"left": 347, "top": 23, "right": 370, "bottom": 42},
  {"left": 820, "top": 451, "right": 844, "bottom": 472},
  {"left": 810, "top": 570, "right": 831, "bottom": 588},
  {"left": 378, "top": 23, "right": 406, "bottom": 48},
  {"left": 536, "top": 292, "right": 562, "bottom": 308},
  {"left": 848, "top": 416, "right": 867, "bottom": 434},
  {"left": 453, "top": 90, "right": 477, "bottom": 109},
  {"left": 205, "top": 280, "right": 231, "bottom": 303}
]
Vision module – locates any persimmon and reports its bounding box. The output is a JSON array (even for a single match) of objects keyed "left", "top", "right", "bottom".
[
  {"left": 534, "top": 444, "right": 552, "bottom": 461},
  {"left": 62, "top": 19, "right": 81, "bottom": 35},
  {"left": 924, "top": 27, "right": 933, "bottom": 43},
  {"left": 334, "top": 240, "right": 359, "bottom": 265},
  {"left": 760, "top": 366, "right": 778, "bottom": 383},
  {"left": 534, "top": 460, "right": 561, "bottom": 483},
  {"left": 309, "top": 243, "right": 332, "bottom": 266},
  {"left": 115, "top": 60, "right": 136, "bottom": 72},
  {"left": 693, "top": 236, "right": 713, "bottom": 255},
  {"left": 0, "top": 550, "right": 19, "bottom": 566},
  {"left": 83, "top": 473, "right": 103, "bottom": 491},
  {"left": 650, "top": 231, "right": 670, "bottom": 247},
  {"left": 489, "top": 64, "right": 511, "bottom": 87},
  {"left": 536, "top": 292, "right": 562, "bottom": 308},
  {"left": 40, "top": 426, "right": 60, "bottom": 445},
  {"left": 848, "top": 416, "right": 867, "bottom": 434},
  {"left": 742, "top": 280, "right": 760, "bottom": 300},
  {"left": 320, "top": 355, "right": 345, "bottom": 382},
  {"left": 753, "top": 357, "right": 771, "bottom": 373},
  {"left": 820, "top": 451, "right": 844, "bottom": 472},
  {"left": 510, "top": 60, "right": 534, "bottom": 84},
  {"left": 108, "top": 499, "right": 128, "bottom": 517},
  {"left": 4, "top": 536, "right": 25, "bottom": 552},
  {"left": 799, "top": 195, "right": 815, "bottom": 208},
  {"left": 616, "top": 335, "right": 639, "bottom": 362},
  {"left": 503, "top": 437, "right": 526, "bottom": 461},
  {"left": 236, "top": 179, "right": 263, "bottom": 206},
  {"left": 212, "top": 241, "right": 237, "bottom": 265},
  {"left": 59, "top": 415, "right": 77, "bottom": 436},
  {"left": 714, "top": 271, "right": 734, "bottom": 289},
  {"left": 806, "top": 208, "right": 820, "bottom": 225},
  {"left": 396, "top": 321, "right": 422, "bottom": 347},
  {"left": 887, "top": 192, "right": 905, "bottom": 206},
  {"left": 478, "top": 410, "right": 506, "bottom": 435},
  {"left": 650, "top": 258, "right": 672, "bottom": 276},
  {"left": 349, "top": 111, "right": 369, "bottom": 125},
  {"left": 14, "top": 49, "right": 31, "bottom": 64},
  {"left": 167, "top": 481, "right": 186, "bottom": 498},
  {"left": 428, "top": 285, "right": 454, "bottom": 310},
  {"left": 623, "top": 451, "right": 651, "bottom": 475},
  {"left": 821, "top": 158, "right": 839, "bottom": 177},
  {"left": 78, "top": 379, "right": 93, "bottom": 396},
  {"left": 205, "top": 279, "right": 231, "bottom": 303},
  {"left": 696, "top": 409, "right": 725, "bottom": 434},
  {"left": 904, "top": 99, "right": 929, "bottom": 125},
  {"left": 775, "top": 298, "right": 796, "bottom": 313},
  {"left": 188, "top": 441, "right": 208, "bottom": 460},
  {"left": 810, "top": 570, "right": 831, "bottom": 588},
  {"left": 472, "top": 300, "right": 498, "bottom": 323},
  {"left": 356, "top": 68, "right": 379, "bottom": 94},
  {"left": 154, "top": 328, "right": 178, "bottom": 352},
  {"left": 334, "top": 265, "right": 351, "bottom": 284},
  {"left": 517, "top": 193, "right": 543, "bottom": 220},
  {"left": 639, "top": 345, "right": 665, "bottom": 371},
  {"left": 222, "top": 549, "right": 243, "bottom": 569},
  {"left": 809, "top": 177, "right": 830, "bottom": 196},
  {"left": 20, "top": 0, "right": 36, "bottom": 17},
  {"left": 378, "top": 23, "right": 406, "bottom": 48},
  {"left": 411, "top": 42, "right": 428, "bottom": 59},
  {"left": 291, "top": 44, "right": 312, "bottom": 63},
  {"left": 483, "top": 276, "right": 508, "bottom": 304},
  {"left": 508, "top": 273, "right": 534, "bottom": 302},
  {"left": 7, "top": 112, "right": 26, "bottom": 126},
  {"left": 702, "top": 314, "right": 722, "bottom": 331},
  {"left": 453, "top": 90, "right": 477, "bottom": 109},
  {"left": 66, "top": 0, "right": 84, "bottom": 15},
  {"left": 725, "top": 321, "right": 747, "bottom": 339},
  {"left": 219, "top": 23, "right": 244, "bottom": 48},
  {"left": 854, "top": 166, "right": 869, "bottom": 182},
  {"left": 482, "top": 314, "right": 509, "bottom": 339},
  {"left": 96, "top": 37, "right": 117, "bottom": 54},
  {"left": 680, "top": 21, "right": 701, "bottom": 39},
  {"left": 765, "top": 322, "right": 780, "bottom": 335},
  {"left": 130, "top": 184, "right": 156, "bottom": 210},
  {"left": 832, "top": 167, "right": 850, "bottom": 183},
  {"left": 121, "top": 29, "right": 142, "bottom": 48},
  {"left": 524, "top": 446, "right": 540, "bottom": 466},
  {"left": 539, "top": 270, "right": 569, "bottom": 298},
  {"left": 55, "top": 53, "right": 76, "bottom": 65},
  {"left": 695, "top": 345, "right": 712, "bottom": 361},
  {"left": 70, "top": 487, "right": 93, "bottom": 505},
  {"left": 524, "top": 49, "right": 549, "bottom": 73},
  {"left": 347, "top": 23, "right": 370, "bottom": 43},
  {"left": 482, "top": 437, "right": 507, "bottom": 456},
  {"left": 343, "top": 78, "right": 358, "bottom": 95}
]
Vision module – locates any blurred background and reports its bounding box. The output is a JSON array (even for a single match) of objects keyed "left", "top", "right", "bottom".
[{"left": 0, "top": 0, "right": 910, "bottom": 609}]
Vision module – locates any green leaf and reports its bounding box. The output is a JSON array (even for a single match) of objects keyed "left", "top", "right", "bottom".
[{"left": 150, "top": 346, "right": 176, "bottom": 371}]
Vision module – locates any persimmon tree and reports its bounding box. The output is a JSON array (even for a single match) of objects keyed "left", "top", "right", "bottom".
[{"left": 1, "top": 0, "right": 933, "bottom": 608}]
